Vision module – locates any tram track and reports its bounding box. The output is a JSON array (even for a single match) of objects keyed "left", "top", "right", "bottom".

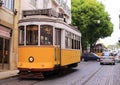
[
  {"left": 80, "top": 65, "right": 103, "bottom": 85},
  {"left": 80, "top": 64, "right": 115, "bottom": 85},
  {"left": 104, "top": 65, "right": 114, "bottom": 85},
  {"left": 31, "top": 62, "right": 102, "bottom": 85},
  {"left": 0, "top": 62, "right": 109, "bottom": 85}
]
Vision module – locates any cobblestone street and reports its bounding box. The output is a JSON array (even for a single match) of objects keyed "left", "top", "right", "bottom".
[{"left": 0, "top": 61, "right": 120, "bottom": 85}]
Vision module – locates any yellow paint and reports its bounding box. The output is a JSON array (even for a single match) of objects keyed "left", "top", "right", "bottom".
[
  {"left": 18, "top": 46, "right": 55, "bottom": 69},
  {"left": 95, "top": 52, "right": 102, "bottom": 57},
  {"left": 61, "top": 49, "right": 81, "bottom": 66},
  {"left": 54, "top": 47, "right": 61, "bottom": 65},
  {"left": 18, "top": 46, "right": 82, "bottom": 69}
]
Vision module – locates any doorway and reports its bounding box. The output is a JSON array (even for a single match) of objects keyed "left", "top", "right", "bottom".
[{"left": 0, "top": 37, "right": 10, "bottom": 71}]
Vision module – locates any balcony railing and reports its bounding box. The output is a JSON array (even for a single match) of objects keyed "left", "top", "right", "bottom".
[{"left": 22, "top": 8, "right": 64, "bottom": 18}]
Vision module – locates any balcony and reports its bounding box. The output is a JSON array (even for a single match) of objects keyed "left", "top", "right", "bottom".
[{"left": 22, "top": 8, "right": 64, "bottom": 18}]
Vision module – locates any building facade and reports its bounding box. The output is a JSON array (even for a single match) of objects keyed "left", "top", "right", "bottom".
[
  {"left": 0, "top": 0, "right": 14, "bottom": 71},
  {"left": 20, "top": 0, "right": 71, "bottom": 24},
  {"left": 0, "top": 0, "right": 20, "bottom": 71}
]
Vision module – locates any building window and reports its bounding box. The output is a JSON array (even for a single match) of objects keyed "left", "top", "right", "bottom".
[
  {"left": 26, "top": 25, "right": 38, "bottom": 45},
  {"left": 40, "top": 25, "right": 53, "bottom": 45},
  {"left": 43, "top": 0, "right": 48, "bottom": 8},
  {"left": 30, "top": 0, "right": 36, "bottom": 7},
  {"left": 18, "top": 26, "right": 24, "bottom": 45},
  {"left": 2, "top": 0, "right": 14, "bottom": 11}
]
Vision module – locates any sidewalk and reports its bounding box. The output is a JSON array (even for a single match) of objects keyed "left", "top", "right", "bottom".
[{"left": 0, "top": 70, "right": 19, "bottom": 79}]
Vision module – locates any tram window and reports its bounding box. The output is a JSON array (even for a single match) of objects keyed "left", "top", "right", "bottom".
[
  {"left": 79, "top": 41, "right": 81, "bottom": 49},
  {"left": 72, "top": 39, "right": 74, "bottom": 49},
  {"left": 78, "top": 41, "right": 79, "bottom": 49},
  {"left": 40, "top": 25, "right": 53, "bottom": 45},
  {"left": 18, "top": 26, "right": 24, "bottom": 45},
  {"left": 71, "top": 33, "right": 74, "bottom": 49},
  {"left": 26, "top": 25, "right": 38, "bottom": 45},
  {"left": 72, "top": 39, "right": 77, "bottom": 49},
  {"left": 73, "top": 35, "right": 76, "bottom": 49},
  {"left": 76, "top": 41, "right": 78, "bottom": 49},
  {"left": 68, "top": 38, "right": 72, "bottom": 48},
  {"left": 76, "top": 36, "right": 79, "bottom": 49},
  {"left": 75, "top": 40, "right": 77, "bottom": 49},
  {"left": 55, "top": 29, "right": 61, "bottom": 45},
  {"left": 65, "top": 31, "right": 72, "bottom": 49},
  {"left": 65, "top": 37, "right": 68, "bottom": 48}
]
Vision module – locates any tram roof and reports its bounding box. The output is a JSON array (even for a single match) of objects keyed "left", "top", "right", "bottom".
[{"left": 18, "top": 16, "right": 81, "bottom": 35}]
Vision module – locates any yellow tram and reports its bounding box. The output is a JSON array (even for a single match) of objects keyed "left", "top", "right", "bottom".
[
  {"left": 92, "top": 43, "right": 106, "bottom": 57},
  {"left": 17, "top": 11, "right": 82, "bottom": 78}
]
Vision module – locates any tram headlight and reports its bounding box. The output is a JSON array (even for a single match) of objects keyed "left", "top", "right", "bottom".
[{"left": 28, "top": 56, "right": 34, "bottom": 62}]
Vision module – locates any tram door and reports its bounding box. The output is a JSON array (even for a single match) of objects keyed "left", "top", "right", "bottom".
[
  {"left": 55, "top": 29, "right": 61, "bottom": 65},
  {"left": 0, "top": 37, "right": 10, "bottom": 70}
]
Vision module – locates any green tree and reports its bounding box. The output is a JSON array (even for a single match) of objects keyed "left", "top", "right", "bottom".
[{"left": 72, "top": 0, "right": 113, "bottom": 50}]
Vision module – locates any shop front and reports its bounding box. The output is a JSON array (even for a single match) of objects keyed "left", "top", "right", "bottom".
[{"left": 0, "top": 25, "right": 11, "bottom": 71}]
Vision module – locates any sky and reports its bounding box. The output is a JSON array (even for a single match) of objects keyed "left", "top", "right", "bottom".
[{"left": 97, "top": 0, "right": 120, "bottom": 46}]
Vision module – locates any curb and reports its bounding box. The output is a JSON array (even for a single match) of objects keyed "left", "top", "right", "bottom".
[{"left": 0, "top": 70, "right": 19, "bottom": 79}]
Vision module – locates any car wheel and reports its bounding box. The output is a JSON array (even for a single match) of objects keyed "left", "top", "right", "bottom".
[
  {"left": 81, "top": 58, "right": 85, "bottom": 61},
  {"left": 84, "top": 59, "right": 88, "bottom": 62},
  {"left": 113, "top": 63, "right": 115, "bottom": 65},
  {"left": 100, "top": 63, "right": 103, "bottom": 65},
  {"left": 97, "top": 59, "right": 100, "bottom": 62}
]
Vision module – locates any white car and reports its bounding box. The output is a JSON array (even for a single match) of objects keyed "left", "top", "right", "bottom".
[
  {"left": 115, "top": 53, "right": 120, "bottom": 62},
  {"left": 100, "top": 52, "right": 115, "bottom": 65}
]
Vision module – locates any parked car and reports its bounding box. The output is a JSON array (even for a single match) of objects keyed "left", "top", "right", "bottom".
[
  {"left": 100, "top": 52, "right": 115, "bottom": 65},
  {"left": 115, "top": 53, "right": 120, "bottom": 63},
  {"left": 81, "top": 52, "right": 100, "bottom": 61}
]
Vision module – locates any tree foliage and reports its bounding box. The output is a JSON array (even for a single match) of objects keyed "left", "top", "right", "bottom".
[{"left": 71, "top": 0, "right": 113, "bottom": 49}]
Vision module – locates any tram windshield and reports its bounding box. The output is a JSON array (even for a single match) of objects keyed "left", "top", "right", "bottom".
[
  {"left": 26, "top": 25, "right": 38, "bottom": 45},
  {"left": 18, "top": 25, "right": 53, "bottom": 45}
]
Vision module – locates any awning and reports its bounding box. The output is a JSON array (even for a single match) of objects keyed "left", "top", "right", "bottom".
[{"left": 0, "top": 25, "right": 11, "bottom": 38}]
